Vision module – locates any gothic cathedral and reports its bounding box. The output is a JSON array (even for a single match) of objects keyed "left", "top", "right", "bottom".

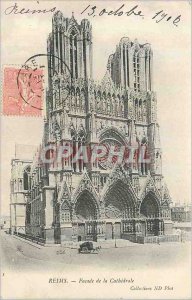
[{"left": 11, "top": 11, "right": 174, "bottom": 244}]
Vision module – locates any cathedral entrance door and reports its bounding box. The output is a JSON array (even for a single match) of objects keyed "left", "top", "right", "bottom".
[
  {"left": 106, "top": 223, "right": 113, "bottom": 239},
  {"left": 140, "top": 192, "right": 159, "bottom": 236},
  {"left": 77, "top": 223, "right": 85, "bottom": 241},
  {"left": 114, "top": 222, "right": 121, "bottom": 239},
  {"left": 85, "top": 221, "right": 97, "bottom": 241},
  {"left": 75, "top": 191, "right": 98, "bottom": 241},
  {"left": 104, "top": 179, "right": 136, "bottom": 240},
  {"left": 140, "top": 221, "right": 146, "bottom": 236}
]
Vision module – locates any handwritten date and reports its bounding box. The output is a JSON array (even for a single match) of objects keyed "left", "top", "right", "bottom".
[{"left": 81, "top": 4, "right": 181, "bottom": 27}]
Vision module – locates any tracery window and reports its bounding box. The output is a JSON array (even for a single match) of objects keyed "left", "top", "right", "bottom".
[
  {"left": 61, "top": 202, "right": 71, "bottom": 223},
  {"left": 61, "top": 211, "right": 70, "bottom": 223},
  {"left": 71, "top": 130, "right": 86, "bottom": 173}
]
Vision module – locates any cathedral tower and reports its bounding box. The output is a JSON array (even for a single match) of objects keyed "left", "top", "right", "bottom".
[
  {"left": 108, "top": 38, "right": 153, "bottom": 91},
  {"left": 47, "top": 11, "right": 93, "bottom": 81}
]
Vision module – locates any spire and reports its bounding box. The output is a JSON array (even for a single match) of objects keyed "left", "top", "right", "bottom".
[
  {"left": 101, "top": 69, "right": 114, "bottom": 89},
  {"left": 53, "top": 10, "right": 64, "bottom": 26},
  {"left": 69, "top": 11, "right": 78, "bottom": 27}
]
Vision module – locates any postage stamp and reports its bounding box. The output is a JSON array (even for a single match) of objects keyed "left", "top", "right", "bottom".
[{"left": 2, "top": 66, "right": 43, "bottom": 116}]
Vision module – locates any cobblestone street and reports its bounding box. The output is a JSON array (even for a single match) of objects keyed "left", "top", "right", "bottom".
[
  {"left": 1, "top": 231, "right": 190, "bottom": 272},
  {"left": 1, "top": 230, "right": 191, "bottom": 299}
]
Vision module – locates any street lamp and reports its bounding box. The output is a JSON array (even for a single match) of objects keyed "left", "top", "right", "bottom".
[{"left": 113, "top": 223, "right": 117, "bottom": 248}]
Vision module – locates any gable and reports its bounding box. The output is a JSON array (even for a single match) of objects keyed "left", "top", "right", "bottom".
[
  {"left": 72, "top": 170, "right": 99, "bottom": 203},
  {"left": 58, "top": 180, "right": 71, "bottom": 203},
  {"left": 161, "top": 183, "right": 172, "bottom": 206},
  {"left": 139, "top": 175, "right": 161, "bottom": 202},
  {"left": 100, "top": 164, "right": 137, "bottom": 201}
]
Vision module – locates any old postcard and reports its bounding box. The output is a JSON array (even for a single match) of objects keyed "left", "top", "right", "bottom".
[{"left": 0, "top": 0, "right": 191, "bottom": 299}]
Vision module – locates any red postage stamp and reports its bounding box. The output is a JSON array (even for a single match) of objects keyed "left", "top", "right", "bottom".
[{"left": 3, "top": 66, "right": 43, "bottom": 116}]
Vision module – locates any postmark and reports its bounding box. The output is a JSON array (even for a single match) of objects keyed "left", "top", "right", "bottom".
[{"left": 17, "top": 54, "right": 72, "bottom": 111}]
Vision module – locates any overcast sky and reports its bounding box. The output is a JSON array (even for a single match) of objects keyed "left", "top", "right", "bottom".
[{"left": 1, "top": 0, "right": 191, "bottom": 216}]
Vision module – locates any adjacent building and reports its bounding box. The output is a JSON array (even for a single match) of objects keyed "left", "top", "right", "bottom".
[
  {"left": 10, "top": 144, "right": 36, "bottom": 234},
  {"left": 171, "top": 203, "right": 191, "bottom": 223}
]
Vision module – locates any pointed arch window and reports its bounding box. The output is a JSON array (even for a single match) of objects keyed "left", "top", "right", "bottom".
[
  {"left": 135, "top": 98, "right": 138, "bottom": 119},
  {"left": 72, "top": 134, "right": 77, "bottom": 172},
  {"left": 70, "top": 29, "right": 78, "bottom": 79},
  {"left": 116, "top": 94, "right": 120, "bottom": 117},
  {"left": 140, "top": 138, "right": 148, "bottom": 175},
  {"left": 81, "top": 89, "right": 86, "bottom": 111},
  {"left": 112, "top": 94, "right": 115, "bottom": 113},
  {"left": 103, "top": 92, "right": 107, "bottom": 113},
  {"left": 133, "top": 51, "right": 140, "bottom": 91},
  {"left": 107, "top": 93, "right": 111, "bottom": 115},
  {"left": 121, "top": 96, "right": 125, "bottom": 117},
  {"left": 23, "top": 166, "right": 31, "bottom": 190},
  {"left": 76, "top": 88, "right": 80, "bottom": 108},
  {"left": 77, "top": 132, "right": 86, "bottom": 173},
  {"left": 97, "top": 91, "right": 101, "bottom": 112}
]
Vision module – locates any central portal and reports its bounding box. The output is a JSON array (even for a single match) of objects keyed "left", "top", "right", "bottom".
[
  {"left": 104, "top": 179, "right": 136, "bottom": 239},
  {"left": 105, "top": 180, "right": 136, "bottom": 219}
]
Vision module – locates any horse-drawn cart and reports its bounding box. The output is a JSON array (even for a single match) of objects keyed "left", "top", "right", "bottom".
[{"left": 78, "top": 241, "right": 101, "bottom": 254}]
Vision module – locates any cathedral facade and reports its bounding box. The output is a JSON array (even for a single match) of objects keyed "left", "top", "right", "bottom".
[{"left": 12, "top": 11, "right": 174, "bottom": 244}]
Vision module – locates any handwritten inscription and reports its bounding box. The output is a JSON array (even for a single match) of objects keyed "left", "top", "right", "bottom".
[
  {"left": 81, "top": 4, "right": 181, "bottom": 27},
  {"left": 4, "top": 2, "right": 182, "bottom": 27},
  {"left": 4, "top": 2, "right": 56, "bottom": 15},
  {"left": 81, "top": 4, "right": 144, "bottom": 18}
]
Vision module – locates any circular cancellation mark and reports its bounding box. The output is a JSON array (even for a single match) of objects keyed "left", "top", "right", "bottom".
[{"left": 17, "top": 54, "right": 72, "bottom": 111}]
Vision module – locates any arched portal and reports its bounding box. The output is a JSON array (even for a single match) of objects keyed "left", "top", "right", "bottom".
[
  {"left": 75, "top": 191, "right": 98, "bottom": 221},
  {"left": 140, "top": 192, "right": 159, "bottom": 218},
  {"left": 140, "top": 192, "right": 160, "bottom": 236},
  {"left": 74, "top": 191, "right": 99, "bottom": 241},
  {"left": 104, "top": 180, "right": 136, "bottom": 219},
  {"left": 104, "top": 180, "right": 136, "bottom": 240}
]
